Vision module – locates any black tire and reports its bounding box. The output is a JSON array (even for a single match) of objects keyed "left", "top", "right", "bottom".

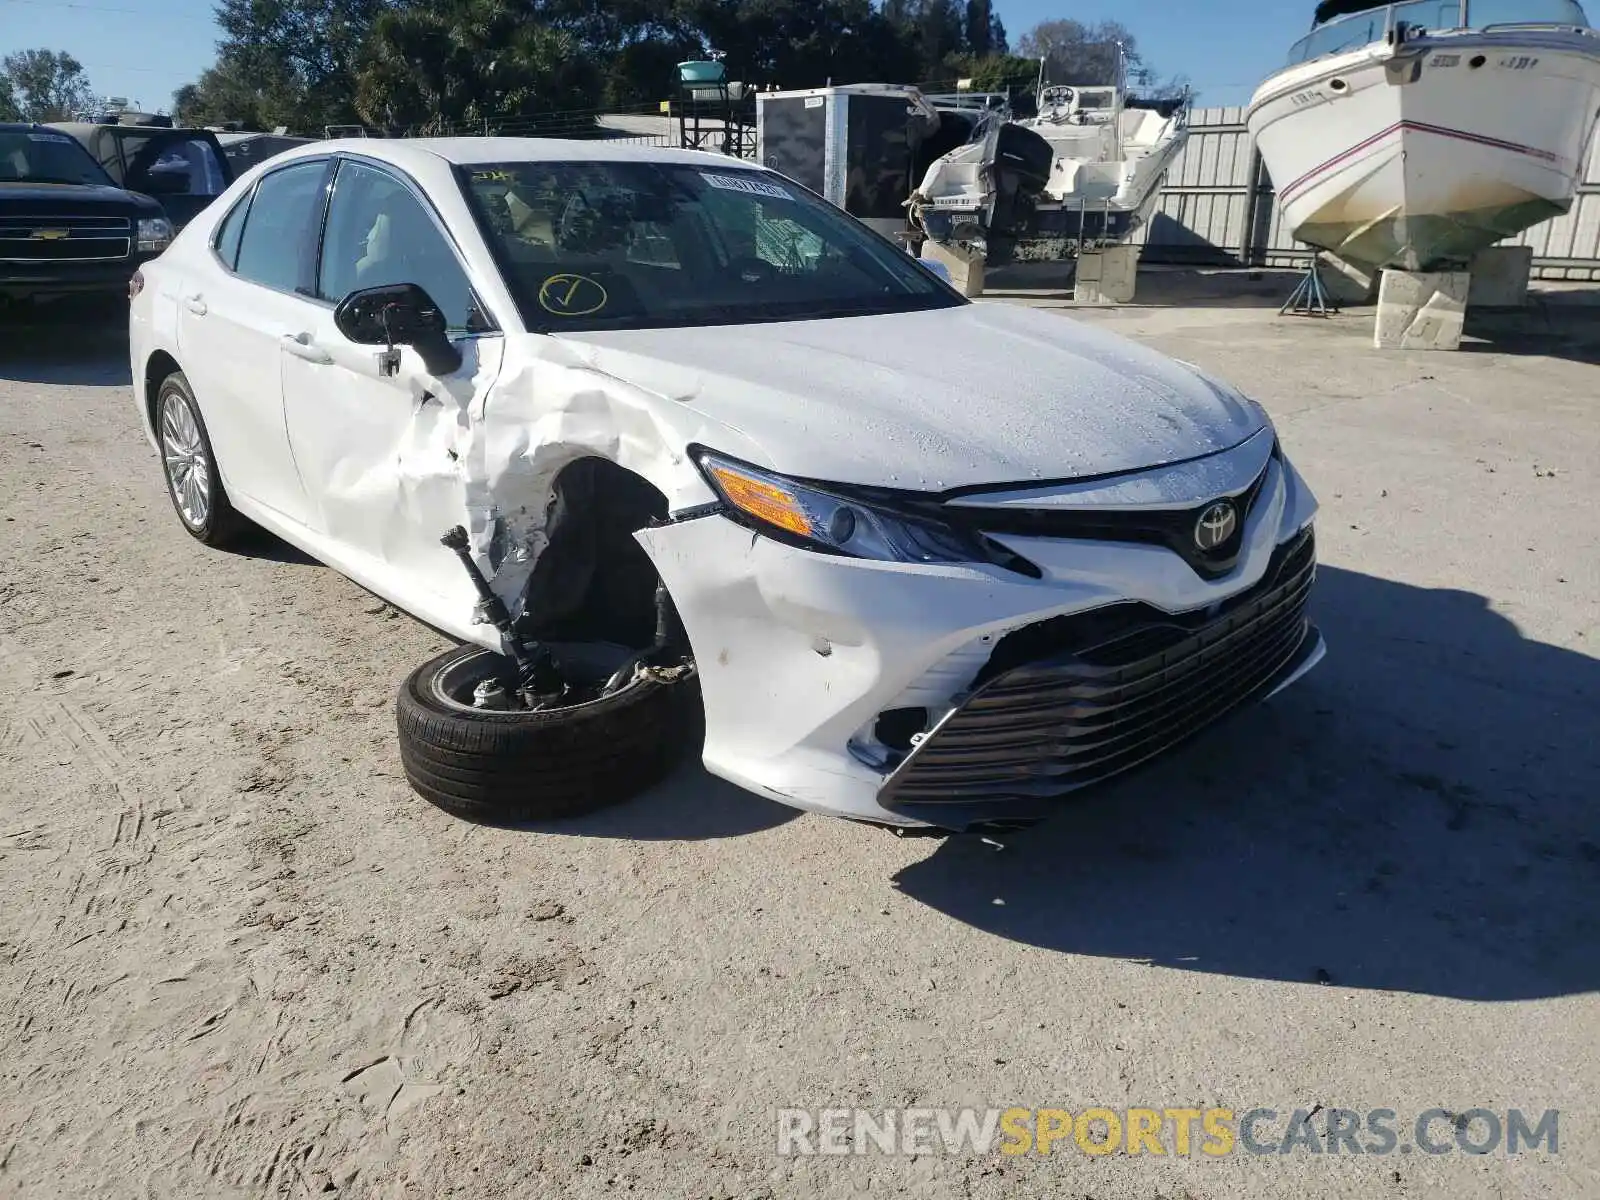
[
  {"left": 154, "top": 371, "right": 247, "bottom": 547},
  {"left": 395, "top": 644, "right": 700, "bottom": 824}
]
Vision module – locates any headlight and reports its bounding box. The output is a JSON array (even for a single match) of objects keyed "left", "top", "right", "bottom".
[
  {"left": 136, "top": 217, "right": 174, "bottom": 253},
  {"left": 694, "top": 450, "right": 1037, "bottom": 575}
]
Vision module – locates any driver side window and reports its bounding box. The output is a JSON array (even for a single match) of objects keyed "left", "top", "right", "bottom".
[{"left": 318, "top": 160, "right": 482, "bottom": 332}]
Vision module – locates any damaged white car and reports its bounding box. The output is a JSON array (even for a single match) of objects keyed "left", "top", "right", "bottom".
[{"left": 130, "top": 139, "right": 1324, "bottom": 833}]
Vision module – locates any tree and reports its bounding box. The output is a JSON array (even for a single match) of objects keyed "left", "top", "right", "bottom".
[
  {"left": 170, "top": 52, "right": 298, "bottom": 131},
  {"left": 355, "top": 0, "right": 602, "bottom": 134},
  {"left": 601, "top": 36, "right": 703, "bottom": 109},
  {"left": 184, "top": 0, "right": 393, "bottom": 132},
  {"left": 0, "top": 77, "right": 20, "bottom": 122},
  {"left": 953, "top": 52, "right": 1038, "bottom": 94},
  {"left": 987, "top": 11, "right": 1007, "bottom": 55},
  {"left": 916, "top": 0, "right": 964, "bottom": 81},
  {"left": 0, "top": 49, "right": 92, "bottom": 122},
  {"left": 964, "top": 0, "right": 993, "bottom": 57},
  {"left": 672, "top": 0, "right": 917, "bottom": 93},
  {"left": 1016, "top": 18, "right": 1142, "bottom": 88},
  {"left": 170, "top": 83, "right": 200, "bottom": 125}
]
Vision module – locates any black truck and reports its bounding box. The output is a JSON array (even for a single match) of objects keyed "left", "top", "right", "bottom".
[{"left": 1, "top": 123, "right": 175, "bottom": 304}]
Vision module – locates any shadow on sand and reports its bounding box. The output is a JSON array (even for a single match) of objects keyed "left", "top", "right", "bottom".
[
  {"left": 0, "top": 298, "right": 133, "bottom": 386},
  {"left": 982, "top": 265, "right": 1315, "bottom": 311},
  {"left": 894, "top": 565, "right": 1599, "bottom": 1001}
]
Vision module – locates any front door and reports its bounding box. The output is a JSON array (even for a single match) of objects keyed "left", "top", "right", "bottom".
[{"left": 281, "top": 157, "right": 503, "bottom": 613}]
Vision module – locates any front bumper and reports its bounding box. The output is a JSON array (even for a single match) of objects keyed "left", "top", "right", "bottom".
[
  {"left": 1, "top": 255, "right": 152, "bottom": 301},
  {"left": 880, "top": 529, "right": 1320, "bottom": 829},
  {"left": 636, "top": 449, "right": 1323, "bottom": 830}
]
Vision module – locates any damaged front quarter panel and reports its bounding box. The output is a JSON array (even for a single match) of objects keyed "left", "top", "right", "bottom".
[{"left": 449, "top": 335, "right": 769, "bottom": 649}]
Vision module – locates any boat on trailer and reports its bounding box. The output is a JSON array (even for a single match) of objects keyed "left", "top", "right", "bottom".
[
  {"left": 908, "top": 55, "right": 1189, "bottom": 267},
  {"left": 1248, "top": 0, "right": 1600, "bottom": 273}
]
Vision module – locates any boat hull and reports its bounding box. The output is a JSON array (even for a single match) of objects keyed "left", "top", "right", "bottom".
[{"left": 1248, "top": 30, "right": 1600, "bottom": 272}]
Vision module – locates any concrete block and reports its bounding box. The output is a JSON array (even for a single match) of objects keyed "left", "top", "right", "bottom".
[
  {"left": 1075, "top": 244, "right": 1139, "bottom": 304},
  {"left": 1374, "top": 269, "right": 1470, "bottom": 350},
  {"left": 1319, "top": 253, "right": 1378, "bottom": 305},
  {"left": 921, "top": 240, "right": 986, "bottom": 298},
  {"left": 1467, "top": 245, "right": 1533, "bottom": 307}
]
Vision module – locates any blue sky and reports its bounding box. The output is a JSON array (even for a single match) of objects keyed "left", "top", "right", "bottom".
[{"left": 0, "top": 0, "right": 1317, "bottom": 118}]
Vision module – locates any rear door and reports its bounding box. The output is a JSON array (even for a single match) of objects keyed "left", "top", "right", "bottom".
[{"left": 176, "top": 157, "right": 331, "bottom": 529}]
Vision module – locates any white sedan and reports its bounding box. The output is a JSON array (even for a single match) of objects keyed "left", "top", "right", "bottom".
[{"left": 129, "top": 138, "right": 1324, "bottom": 833}]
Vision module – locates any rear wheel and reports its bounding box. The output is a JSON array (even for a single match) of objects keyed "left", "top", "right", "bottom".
[
  {"left": 156, "top": 371, "right": 245, "bottom": 547},
  {"left": 395, "top": 643, "right": 700, "bottom": 824}
]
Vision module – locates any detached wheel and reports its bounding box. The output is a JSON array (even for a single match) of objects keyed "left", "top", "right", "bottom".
[
  {"left": 156, "top": 371, "right": 245, "bottom": 547},
  {"left": 395, "top": 644, "right": 699, "bottom": 824}
]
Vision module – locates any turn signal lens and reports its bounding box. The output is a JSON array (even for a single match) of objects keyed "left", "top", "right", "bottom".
[
  {"left": 128, "top": 270, "right": 144, "bottom": 299},
  {"left": 704, "top": 463, "right": 815, "bottom": 537}
]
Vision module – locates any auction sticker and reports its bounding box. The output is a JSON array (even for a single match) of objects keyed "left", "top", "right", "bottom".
[{"left": 700, "top": 172, "right": 794, "bottom": 201}]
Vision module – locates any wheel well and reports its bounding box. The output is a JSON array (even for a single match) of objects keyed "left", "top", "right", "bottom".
[
  {"left": 144, "top": 350, "right": 182, "bottom": 430},
  {"left": 514, "top": 457, "right": 672, "bottom": 650}
]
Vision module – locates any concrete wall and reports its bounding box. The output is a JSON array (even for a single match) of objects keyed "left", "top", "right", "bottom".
[{"left": 1134, "top": 106, "right": 1600, "bottom": 281}]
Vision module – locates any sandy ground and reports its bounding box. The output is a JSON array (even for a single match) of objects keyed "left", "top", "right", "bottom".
[{"left": 1, "top": 275, "right": 1597, "bottom": 1200}]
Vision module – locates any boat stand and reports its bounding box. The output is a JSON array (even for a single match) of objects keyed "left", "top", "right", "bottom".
[{"left": 1280, "top": 255, "right": 1341, "bottom": 317}]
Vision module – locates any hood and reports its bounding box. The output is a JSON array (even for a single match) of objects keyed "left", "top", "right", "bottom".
[
  {"left": 0, "top": 181, "right": 162, "bottom": 217},
  {"left": 554, "top": 302, "right": 1267, "bottom": 491}
]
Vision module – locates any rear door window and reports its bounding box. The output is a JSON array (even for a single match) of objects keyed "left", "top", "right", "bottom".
[
  {"left": 213, "top": 192, "right": 251, "bottom": 269},
  {"left": 233, "top": 160, "right": 328, "bottom": 293}
]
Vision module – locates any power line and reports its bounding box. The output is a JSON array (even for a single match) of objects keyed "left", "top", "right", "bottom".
[{"left": 0, "top": 0, "right": 215, "bottom": 18}]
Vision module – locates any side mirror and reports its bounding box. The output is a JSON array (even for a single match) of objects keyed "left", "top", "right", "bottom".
[{"left": 334, "top": 283, "right": 463, "bottom": 377}]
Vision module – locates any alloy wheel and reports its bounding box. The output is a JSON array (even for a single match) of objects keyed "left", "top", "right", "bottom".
[{"left": 160, "top": 389, "right": 210, "bottom": 530}]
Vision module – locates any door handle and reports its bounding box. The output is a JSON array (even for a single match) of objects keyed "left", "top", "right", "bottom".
[
  {"left": 281, "top": 333, "right": 333, "bottom": 365},
  {"left": 184, "top": 294, "right": 207, "bottom": 316}
]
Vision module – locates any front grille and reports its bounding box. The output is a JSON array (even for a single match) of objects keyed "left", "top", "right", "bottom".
[
  {"left": 879, "top": 529, "right": 1316, "bottom": 810},
  {"left": 0, "top": 215, "right": 133, "bottom": 263},
  {"left": 946, "top": 444, "right": 1279, "bottom": 580}
]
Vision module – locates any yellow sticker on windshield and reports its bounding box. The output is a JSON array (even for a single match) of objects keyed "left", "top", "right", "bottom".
[{"left": 538, "top": 273, "right": 609, "bottom": 317}]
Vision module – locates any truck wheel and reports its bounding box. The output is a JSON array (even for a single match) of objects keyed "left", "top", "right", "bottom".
[
  {"left": 156, "top": 372, "right": 246, "bottom": 547},
  {"left": 395, "top": 643, "right": 699, "bottom": 824}
]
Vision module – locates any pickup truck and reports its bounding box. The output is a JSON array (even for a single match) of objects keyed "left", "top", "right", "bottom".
[{"left": 1, "top": 123, "right": 174, "bottom": 304}]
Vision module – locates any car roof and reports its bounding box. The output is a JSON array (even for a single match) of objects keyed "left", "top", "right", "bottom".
[{"left": 275, "top": 136, "right": 766, "bottom": 174}]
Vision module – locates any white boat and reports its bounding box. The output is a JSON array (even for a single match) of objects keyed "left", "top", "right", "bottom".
[
  {"left": 909, "top": 69, "right": 1189, "bottom": 265},
  {"left": 1248, "top": 0, "right": 1600, "bottom": 273}
]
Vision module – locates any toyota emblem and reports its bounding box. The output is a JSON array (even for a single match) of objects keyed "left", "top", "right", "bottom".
[{"left": 1194, "top": 501, "right": 1238, "bottom": 552}]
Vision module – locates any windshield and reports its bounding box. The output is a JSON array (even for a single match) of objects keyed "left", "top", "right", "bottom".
[
  {"left": 458, "top": 160, "right": 962, "bottom": 333},
  {"left": 1468, "top": 0, "right": 1588, "bottom": 25},
  {"left": 0, "top": 130, "right": 113, "bottom": 187},
  {"left": 1290, "top": 0, "right": 1588, "bottom": 61}
]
